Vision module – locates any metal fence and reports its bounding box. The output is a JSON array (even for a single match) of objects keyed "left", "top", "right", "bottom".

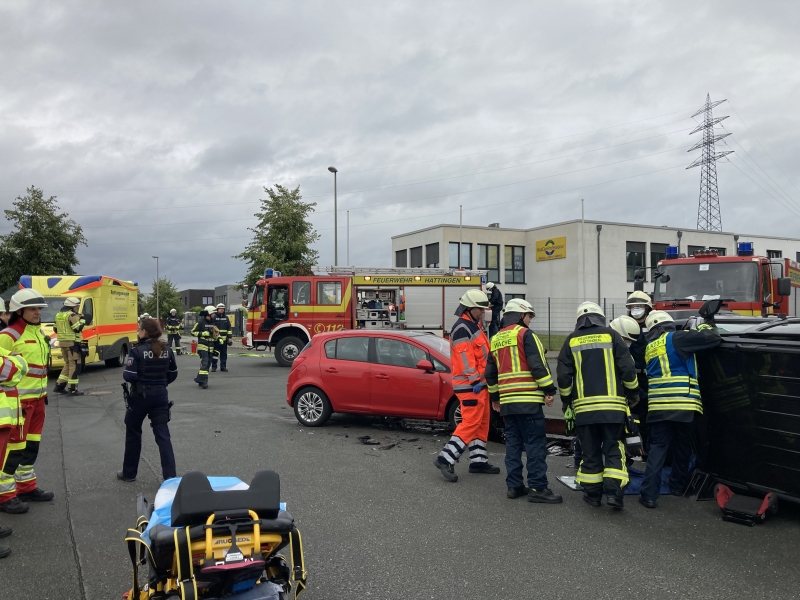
[{"left": 524, "top": 297, "right": 629, "bottom": 351}]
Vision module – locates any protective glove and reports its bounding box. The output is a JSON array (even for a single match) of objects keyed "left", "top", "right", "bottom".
[
  {"left": 561, "top": 395, "right": 572, "bottom": 414},
  {"left": 624, "top": 415, "right": 643, "bottom": 457},
  {"left": 472, "top": 381, "right": 487, "bottom": 394},
  {"left": 227, "top": 338, "right": 233, "bottom": 346},
  {"left": 564, "top": 405, "right": 575, "bottom": 436},
  {"left": 626, "top": 390, "right": 640, "bottom": 409}
]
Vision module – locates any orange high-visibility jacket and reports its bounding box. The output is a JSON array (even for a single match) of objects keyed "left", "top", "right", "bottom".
[{"left": 450, "top": 314, "right": 489, "bottom": 395}]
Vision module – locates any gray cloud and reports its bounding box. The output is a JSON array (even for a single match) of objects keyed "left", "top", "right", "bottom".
[{"left": 1, "top": 0, "right": 799, "bottom": 293}]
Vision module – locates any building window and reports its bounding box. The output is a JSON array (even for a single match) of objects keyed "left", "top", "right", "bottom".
[
  {"left": 650, "top": 243, "right": 668, "bottom": 281},
  {"left": 409, "top": 246, "right": 423, "bottom": 268},
  {"left": 767, "top": 250, "right": 782, "bottom": 259},
  {"left": 449, "top": 242, "right": 472, "bottom": 269},
  {"left": 202, "top": 296, "right": 213, "bottom": 305},
  {"left": 425, "top": 243, "right": 439, "bottom": 268},
  {"left": 626, "top": 242, "right": 646, "bottom": 282},
  {"left": 477, "top": 244, "right": 500, "bottom": 283},
  {"left": 796, "top": 252, "right": 800, "bottom": 263},
  {"left": 395, "top": 249, "right": 407, "bottom": 268},
  {"left": 504, "top": 246, "right": 525, "bottom": 283}
]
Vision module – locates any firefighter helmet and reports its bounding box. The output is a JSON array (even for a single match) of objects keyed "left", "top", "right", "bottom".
[
  {"left": 140, "top": 313, "right": 151, "bottom": 320},
  {"left": 625, "top": 291, "right": 653, "bottom": 308},
  {"left": 216, "top": 303, "right": 225, "bottom": 310},
  {"left": 576, "top": 301, "right": 604, "bottom": 320},
  {"left": 63, "top": 297, "right": 81, "bottom": 308},
  {"left": 485, "top": 282, "right": 495, "bottom": 290},
  {"left": 170, "top": 308, "right": 177, "bottom": 314},
  {"left": 9, "top": 289, "right": 48, "bottom": 311},
  {"left": 459, "top": 289, "right": 490, "bottom": 309},
  {"left": 0, "top": 298, "right": 5, "bottom": 312},
  {"left": 610, "top": 315, "right": 641, "bottom": 342},
  {"left": 504, "top": 298, "right": 535, "bottom": 316},
  {"left": 204, "top": 305, "right": 216, "bottom": 314},
  {"left": 646, "top": 310, "right": 674, "bottom": 330}
]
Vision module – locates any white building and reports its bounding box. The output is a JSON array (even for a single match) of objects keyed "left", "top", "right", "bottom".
[{"left": 392, "top": 219, "right": 800, "bottom": 335}]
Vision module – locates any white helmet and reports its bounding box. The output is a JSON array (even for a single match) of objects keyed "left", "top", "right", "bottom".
[
  {"left": 485, "top": 282, "right": 495, "bottom": 290},
  {"left": 459, "top": 289, "right": 490, "bottom": 309},
  {"left": 140, "top": 312, "right": 151, "bottom": 319},
  {"left": 645, "top": 311, "right": 674, "bottom": 330},
  {"left": 0, "top": 298, "right": 5, "bottom": 312},
  {"left": 170, "top": 308, "right": 177, "bottom": 314},
  {"left": 610, "top": 315, "right": 641, "bottom": 342},
  {"left": 204, "top": 305, "right": 216, "bottom": 314},
  {"left": 63, "top": 297, "right": 81, "bottom": 308},
  {"left": 504, "top": 298, "right": 535, "bottom": 316},
  {"left": 625, "top": 291, "right": 653, "bottom": 309},
  {"left": 216, "top": 303, "right": 225, "bottom": 309},
  {"left": 576, "top": 301, "right": 604, "bottom": 320},
  {"left": 10, "top": 289, "right": 48, "bottom": 311}
]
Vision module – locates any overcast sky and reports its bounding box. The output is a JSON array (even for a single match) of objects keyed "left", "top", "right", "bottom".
[{"left": 2, "top": 1, "right": 799, "bottom": 293}]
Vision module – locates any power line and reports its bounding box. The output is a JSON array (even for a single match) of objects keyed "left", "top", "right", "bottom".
[{"left": 722, "top": 155, "right": 800, "bottom": 220}]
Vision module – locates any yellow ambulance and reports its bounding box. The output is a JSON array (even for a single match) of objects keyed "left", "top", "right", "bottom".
[{"left": 18, "top": 275, "right": 139, "bottom": 371}]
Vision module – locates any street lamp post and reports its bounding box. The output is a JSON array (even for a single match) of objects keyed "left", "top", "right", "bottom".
[
  {"left": 152, "top": 256, "right": 159, "bottom": 322},
  {"left": 328, "top": 166, "right": 338, "bottom": 266}
]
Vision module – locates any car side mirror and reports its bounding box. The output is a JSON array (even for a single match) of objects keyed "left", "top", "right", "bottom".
[
  {"left": 416, "top": 359, "right": 434, "bottom": 372},
  {"left": 777, "top": 277, "right": 791, "bottom": 297},
  {"left": 699, "top": 298, "right": 722, "bottom": 318}
]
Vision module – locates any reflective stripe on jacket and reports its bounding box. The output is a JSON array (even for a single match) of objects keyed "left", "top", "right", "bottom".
[
  {"left": 0, "top": 320, "right": 49, "bottom": 402},
  {"left": 191, "top": 319, "right": 215, "bottom": 352},
  {"left": 450, "top": 314, "right": 489, "bottom": 394},
  {"left": 165, "top": 316, "right": 182, "bottom": 335},
  {"left": 646, "top": 331, "right": 702, "bottom": 420},
  {"left": 556, "top": 325, "right": 638, "bottom": 425},
  {"left": 55, "top": 309, "right": 84, "bottom": 344},
  {"left": 0, "top": 348, "right": 26, "bottom": 428},
  {"left": 488, "top": 325, "right": 551, "bottom": 405}
]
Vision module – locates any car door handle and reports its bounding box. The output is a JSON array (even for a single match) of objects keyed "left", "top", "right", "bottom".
[
  {"left": 325, "top": 368, "right": 338, "bottom": 374},
  {"left": 375, "top": 374, "right": 390, "bottom": 380}
]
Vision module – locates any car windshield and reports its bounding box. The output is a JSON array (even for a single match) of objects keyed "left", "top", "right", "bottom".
[
  {"left": 654, "top": 262, "right": 758, "bottom": 303},
  {"left": 408, "top": 334, "right": 449, "bottom": 357},
  {"left": 40, "top": 297, "right": 66, "bottom": 323}
]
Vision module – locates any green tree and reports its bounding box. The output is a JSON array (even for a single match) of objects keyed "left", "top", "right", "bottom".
[
  {"left": 234, "top": 184, "right": 320, "bottom": 289},
  {"left": 0, "top": 186, "right": 87, "bottom": 290},
  {"left": 143, "top": 277, "right": 183, "bottom": 321}
]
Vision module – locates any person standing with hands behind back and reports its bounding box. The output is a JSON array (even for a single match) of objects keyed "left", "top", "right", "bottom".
[{"left": 117, "top": 318, "right": 177, "bottom": 483}]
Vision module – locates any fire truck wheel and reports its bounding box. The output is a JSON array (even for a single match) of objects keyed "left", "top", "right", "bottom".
[
  {"left": 275, "top": 336, "right": 304, "bottom": 367},
  {"left": 447, "top": 400, "right": 462, "bottom": 431},
  {"left": 293, "top": 387, "right": 332, "bottom": 427}
]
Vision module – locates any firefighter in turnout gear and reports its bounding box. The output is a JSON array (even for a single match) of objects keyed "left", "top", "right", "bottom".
[
  {"left": 485, "top": 299, "right": 562, "bottom": 503},
  {"left": 0, "top": 289, "right": 55, "bottom": 513},
  {"left": 165, "top": 309, "right": 182, "bottom": 355},
  {"left": 626, "top": 291, "right": 653, "bottom": 450},
  {"left": 118, "top": 318, "right": 177, "bottom": 482},
  {"left": 191, "top": 306, "right": 217, "bottom": 389},
  {"left": 0, "top": 347, "right": 26, "bottom": 558},
  {"left": 557, "top": 302, "right": 639, "bottom": 509},
  {"left": 211, "top": 303, "right": 231, "bottom": 372},
  {"left": 638, "top": 310, "right": 721, "bottom": 509},
  {"left": 434, "top": 289, "right": 501, "bottom": 482},
  {"left": 53, "top": 297, "right": 86, "bottom": 396}
]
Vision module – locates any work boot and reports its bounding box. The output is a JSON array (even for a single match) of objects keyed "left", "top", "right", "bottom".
[
  {"left": 638, "top": 497, "right": 658, "bottom": 509},
  {"left": 528, "top": 488, "right": 563, "bottom": 504},
  {"left": 606, "top": 495, "right": 624, "bottom": 509},
  {"left": 221, "top": 367, "right": 228, "bottom": 372},
  {"left": 0, "top": 498, "right": 29, "bottom": 514},
  {"left": 433, "top": 457, "right": 458, "bottom": 482},
  {"left": 0, "top": 525, "right": 11, "bottom": 538},
  {"left": 116, "top": 471, "right": 136, "bottom": 483},
  {"left": 17, "top": 488, "right": 54, "bottom": 502},
  {"left": 507, "top": 486, "right": 529, "bottom": 499},
  {"left": 200, "top": 382, "right": 208, "bottom": 389},
  {"left": 69, "top": 389, "right": 85, "bottom": 397},
  {"left": 582, "top": 493, "right": 602, "bottom": 508},
  {"left": 53, "top": 383, "right": 67, "bottom": 394},
  {"left": 211, "top": 366, "right": 217, "bottom": 372},
  {"left": 0, "top": 544, "right": 10, "bottom": 559},
  {"left": 468, "top": 462, "right": 501, "bottom": 474}
]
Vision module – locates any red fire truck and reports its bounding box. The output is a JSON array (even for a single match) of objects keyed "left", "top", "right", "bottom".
[
  {"left": 645, "top": 243, "right": 799, "bottom": 319},
  {"left": 244, "top": 267, "right": 487, "bottom": 366}
]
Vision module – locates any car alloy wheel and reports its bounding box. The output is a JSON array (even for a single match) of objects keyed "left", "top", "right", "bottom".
[{"left": 297, "top": 391, "right": 325, "bottom": 423}]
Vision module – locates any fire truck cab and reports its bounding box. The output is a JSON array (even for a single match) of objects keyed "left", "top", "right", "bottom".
[
  {"left": 643, "top": 242, "right": 799, "bottom": 319},
  {"left": 245, "top": 267, "right": 486, "bottom": 366}
]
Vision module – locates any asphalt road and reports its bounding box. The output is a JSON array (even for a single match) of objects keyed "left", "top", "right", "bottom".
[{"left": 1, "top": 352, "right": 798, "bottom": 600}]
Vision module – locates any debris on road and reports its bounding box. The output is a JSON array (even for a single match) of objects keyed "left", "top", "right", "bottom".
[{"left": 358, "top": 435, "right": 381, "bottom": 445}]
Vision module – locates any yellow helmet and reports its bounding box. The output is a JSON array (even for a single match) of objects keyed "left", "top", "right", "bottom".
[
  {"left": 610, "top": 315, "right": 641, "bottom": 342},
  {"left": 645, "top": 310, "right": 674, "bottom": 330},
  {"left": 626, "top": 291, "right": 653, "bottom": 309},
  {"left": 576, "top": 301, "right": 604, "bottom": 320}
]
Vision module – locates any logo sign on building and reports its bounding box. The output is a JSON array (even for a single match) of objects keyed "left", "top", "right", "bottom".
[{"left": 536, "top": 237, "right": 567, "bottom": 261}]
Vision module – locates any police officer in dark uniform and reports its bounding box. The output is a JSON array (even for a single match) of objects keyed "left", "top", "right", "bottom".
[
  {"left": 211, "top": 303, "right": 232, "bottom": 372},
  {"left": 165, "top": 308, "right": 183, "bottom": 355},
  {"left": 117, "top": 318, "right": 177, "bottom": 482}
]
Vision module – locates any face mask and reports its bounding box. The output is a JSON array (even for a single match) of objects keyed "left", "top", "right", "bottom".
[{"left": 630, "top": 307, "right": 646, "bottom": 320}]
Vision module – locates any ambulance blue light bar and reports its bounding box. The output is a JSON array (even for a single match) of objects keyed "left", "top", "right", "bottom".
[
  {"left": 665, "top": 246, "right": 679, "bottom": 259},
  {"left": 737, "top": 242, "right": 754, "bottom": 256},
  {"left": 264, "top": 269, "right": 282, "bottom": 278}
]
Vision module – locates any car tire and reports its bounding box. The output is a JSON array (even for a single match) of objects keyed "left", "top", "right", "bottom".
[
  {"left": 293, "top": 387, "right": 332, "bottom": 427},
  {"left": 447, "top": 399, "right": 461, "bottom": 431},
  {"left": 105, "top": 343, "right": 128, "bottom": 368},
  {"left": 275, "top": 336, "right": 304, "bottom": 367}
]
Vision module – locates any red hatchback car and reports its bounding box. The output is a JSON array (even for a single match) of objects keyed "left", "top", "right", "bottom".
[{"left": 286, "top": 330, "right": 460, "bottom": 428}]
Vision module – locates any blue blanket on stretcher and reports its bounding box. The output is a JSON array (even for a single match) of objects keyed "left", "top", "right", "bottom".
[{"left": 142, "top": 476, "right": 286, "bottom": 546}]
